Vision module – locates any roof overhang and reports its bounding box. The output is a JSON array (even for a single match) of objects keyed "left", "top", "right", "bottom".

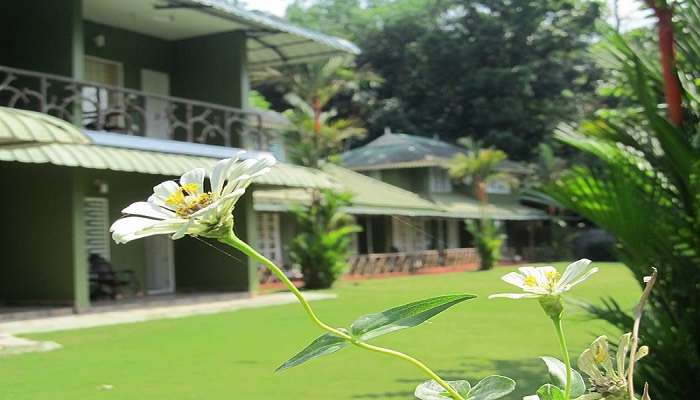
[
  {"left": 0, "top": 110, "right": 335, "bottom": 189},
  {"left": 0, "top": 107, "right": 90, "bottom": 147},
  {"left": 83, "top": 0, "right": 360, "bottom": 69}
]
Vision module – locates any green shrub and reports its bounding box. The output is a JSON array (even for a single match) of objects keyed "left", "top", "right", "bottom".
[
  {"left": 466, "top": 219, "right": 505, "bottom": 270},
  {"left": 290, "top": 189, "right": 361, "bottom": 289}
]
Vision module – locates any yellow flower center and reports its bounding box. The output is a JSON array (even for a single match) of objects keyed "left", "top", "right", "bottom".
[
  {"left": 594, "top": 344, "right": 609, "bottom": 364},
  {"left": 524, "top": 275, "right": 538, "bottom": 287},
  {"left": 165, "top": 184, "right": 214, "bottom": 217},
  {"left": 546, "top": 270, "right": 561, "bottom": 286}
]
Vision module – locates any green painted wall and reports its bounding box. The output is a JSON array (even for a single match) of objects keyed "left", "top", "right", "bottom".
[
  {"left": 379, "top": 168, "right": 430, "bottom": 193},
  {"left": 0, "top": 0, "right": 83, "bottom": 78},
  {"left": 82, "top": 170, "right": 169, "bottom": 292},
  {"left": 172, "top": 31, "right": 248, "bottom": 109},
  {"left": 85, "top": 169, "right": 254, "bottom": 294},
  {"left": 83, "top": 21, "right": 173, "bottom": 90},
  {"left": 0, "top": 164, "right": 254, "bottom": 307},
  {"left": 0, "top": 164, "right": 84, "bottom": 306},
  {"left": 175, "top": 191, "right": 255, "bottom": 293}
]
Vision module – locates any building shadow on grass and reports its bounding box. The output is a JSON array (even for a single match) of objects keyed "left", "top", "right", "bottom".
[{"left": 351, "top": 357, "right": 543, "bottom": 399}]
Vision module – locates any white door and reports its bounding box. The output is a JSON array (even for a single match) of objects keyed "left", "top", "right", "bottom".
[
  {"left": 144, "top": 235, "right": 175, "bottom": 294},
  {"left": 256, "top": 212, "right": 282, "bottom": 266},
  {"left": 141, "top": 69, "right": 171, "bottom": 140}
]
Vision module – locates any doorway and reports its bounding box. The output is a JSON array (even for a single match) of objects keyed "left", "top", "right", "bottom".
[
  {"left": 141, "top": 69, "right": 171, "bottom": 140},
  {"left": 144, "top": 235, "right": 175, "bottom": 294}
]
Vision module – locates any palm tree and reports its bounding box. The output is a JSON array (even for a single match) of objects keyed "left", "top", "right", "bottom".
[
  {"left": 532, "top": 2, "right": 700, "bottom": 397},
  {"left": 282, "top": 95, "right": 366, "bottom": 168},
  {"left": 448, "top": 143, "right": 511, "bottom": 270},
  {"left": 259, "top": 56, "right": 377, "bottom": 134},
  {"left": 448, "top": 147, "right": 508, "bottom": 204}
]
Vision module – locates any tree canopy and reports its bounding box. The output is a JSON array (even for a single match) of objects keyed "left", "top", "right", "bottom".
[{"left": 284, "top": 0, "right": 603, "bottom": 160}]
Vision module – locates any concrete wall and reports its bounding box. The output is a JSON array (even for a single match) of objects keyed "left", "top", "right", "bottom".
[
  {"left": 0, "top": 2, "right": 248, "bottom": 110},
  {"left": 0, "top": 164, "right": 255, "bottom": 307},
  {"left": 83, "top": 21, "right": 173, "bottom": 90},
  {"left": 172, "top": 31, "right": 248, "bottom": 109},
  {"left": 175, "top": 191, "right": 257, "bottom": 293},
  {"left": 0, "top": 0, "right": 84, "bottom": 78},
  {"left": 0, "top": 164, "right": 87, "bottom": 307},
  {"left": 379, "top": 168, "right": 430, "bottom": 193}
]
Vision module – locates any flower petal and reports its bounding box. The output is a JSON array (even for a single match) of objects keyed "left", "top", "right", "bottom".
[
  {"left": 488, "top": 292, "right": 541, "bottom": 299},
  {"left": 559, "top": 259, "right": 592, "bottom": 287},
  {"left": 180, "top": 168, "right": 206, "bottom": 193},
  {"left": 501, "top": 272, "right": 527, "bottom": 289},
  {"left": 617, "top": 332, "right": 631, "bottom": 378},
  {"left": 110, "top": 216, "right": 184, "bottom": 244},
  {"left": 149, "top": 180, "right": 180, "bottom": 206},
  {"left": 577, "top": 348, "right": 604, "bottom": 380},
  {"left": 563, "top": 267, "right": 599, "bottom": 291},
  {"left": 210, "top": 157, "right": 237, "bottom": 196},
  {"left": 122, "top": 201, "right": 174, "bottom": 219}
]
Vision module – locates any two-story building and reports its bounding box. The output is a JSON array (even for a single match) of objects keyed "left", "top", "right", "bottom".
[
  {"left": 0, "top": 0, "right": 364, "bottom": 312},
  {"left": 339, "top": 129, "right": 550, "bottom": 258}
]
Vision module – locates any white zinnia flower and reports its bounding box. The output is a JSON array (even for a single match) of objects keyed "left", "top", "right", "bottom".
[
  {"left": 489, "top": 259, "right": 598, "bottom": 300},
  {"left": 110, "top": 153, "right": 275, "bottom": 243}
]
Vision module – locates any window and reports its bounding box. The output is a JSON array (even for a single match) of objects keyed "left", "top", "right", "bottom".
[
  {"left": 84, "top": 197, "right": 111, "bottom": 260},
  {"left": 486, "top": 180, "right": 511, "bottom": 194},
  {"left": 82, "top": 56, "right": 124, "bottom": 129},
  {"left": 429, "top": 168, "right": 452, "bottom": 193},
  {"left": 256, "top": 212, "right": 282, "bottom": 265}
]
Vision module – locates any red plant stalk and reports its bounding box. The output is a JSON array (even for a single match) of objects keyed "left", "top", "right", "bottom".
[
  {"left": 312, "top": 97, "right": 322, "bottom": 134},
  {"left": 647, "top": 0, "right": 684, "bottom": 126}
]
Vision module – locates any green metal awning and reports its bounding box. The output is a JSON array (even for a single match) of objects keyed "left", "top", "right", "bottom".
[
  {"left": 428, "top": 193, "right": 548, "bottom": 221},
  {"left": 0, "top": 107, "right": 90, "bottom": 146},
  {"left": 0, "top": 142, "right": 336, "bottom": 189},
  {"left": 254, "top": 163, "right": 449, "bottom": 217}
]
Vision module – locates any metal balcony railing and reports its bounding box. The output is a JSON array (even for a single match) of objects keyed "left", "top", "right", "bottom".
[{"left": 0, "top": 65, "right": 271, "bottom": 149}]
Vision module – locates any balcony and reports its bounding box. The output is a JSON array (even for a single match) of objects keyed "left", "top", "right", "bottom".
[{"left": 0, "top": 65, "right": 275, "bottom": 150}]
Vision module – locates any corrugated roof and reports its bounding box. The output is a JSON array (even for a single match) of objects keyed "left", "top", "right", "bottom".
[
  {"left": 428, "top": 193, "right": 548, "bottom": 221},
  {"left": 190, "top": 0, "right": 360, "bottom": 69},
  {"left": 341, "top": 132, "right": 463, "bottom": 171},
  {"left": 254, "top": 163, "right": 449, "bottom": 217},
  {"left": 0, "top": 142, "right": 336, "bottom": 189},
  {"left": 0, "top": 107, "right": 90, "bottom": 146}
]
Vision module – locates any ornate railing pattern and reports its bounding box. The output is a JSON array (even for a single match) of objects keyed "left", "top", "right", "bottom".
[
  {"left": 0, "top": 65, "right": 270, "bottom": 149},
  {"left": 347, "top": 248, "right": 480, "bottom": 276}
]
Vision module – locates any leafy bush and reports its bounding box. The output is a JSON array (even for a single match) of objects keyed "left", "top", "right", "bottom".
[
  {"left": 535, "top": 6, "right": 700, "bottom": 397},
  {"left": 466, "top": 219, "right": 505, "bottom": 270},
  {"left": 290, "top": 189, "right": 361, "bottom": 289}
]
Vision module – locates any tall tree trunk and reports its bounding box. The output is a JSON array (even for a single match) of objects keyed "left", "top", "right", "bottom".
[{"left": 647, "top": 0, "right": 684, "bottom": 126}]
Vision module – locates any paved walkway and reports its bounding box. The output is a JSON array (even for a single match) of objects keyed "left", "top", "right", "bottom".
[{"left": 0, "top": 292, "right": 336, "bottom": 335}]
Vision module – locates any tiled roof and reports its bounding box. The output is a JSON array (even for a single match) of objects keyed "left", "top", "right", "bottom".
[{"left": 341, "top": 132, "right": 464, "bottom": 171}]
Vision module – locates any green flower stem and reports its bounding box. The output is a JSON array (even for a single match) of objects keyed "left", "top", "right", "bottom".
[
  {"left": 352, "top": 341, "right": 465, "bottom": 400},
  {"left": 552, "top": 316, "right": 572, "bottom": 399},
  {"left": 219, "top": 232, "right": 349, "bottom": 339},
  {"left": 219, "top": 231, "right": 465, "bottom": 400}
]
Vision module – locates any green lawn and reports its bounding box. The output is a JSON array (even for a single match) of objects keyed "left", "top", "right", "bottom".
[{"left": 0, "top": 263, "right": 639, "bottom": 400}]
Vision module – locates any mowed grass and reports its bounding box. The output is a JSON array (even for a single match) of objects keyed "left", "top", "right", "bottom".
[{"left": 0, "top": 263, "right": 639, "bottom": 400}]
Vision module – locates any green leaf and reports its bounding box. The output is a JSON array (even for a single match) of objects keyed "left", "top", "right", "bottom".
[
  {"left": 536, "top": 384, "right": 565, "bottom": 400},
  {"left": 467, "top": 375, "right": 516, "bottom": 400},
  {"left": 276, "top": 331, "right": 348, "bottom": 372},
  {"left": 540, "top": 356, "right": 586, "bottom": 397},
  {"left": 350, "top": 294, "right": 477, "bottom": 341},
  {"left": 415, "top": 380, "right": 471, "bottom": 400}
]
